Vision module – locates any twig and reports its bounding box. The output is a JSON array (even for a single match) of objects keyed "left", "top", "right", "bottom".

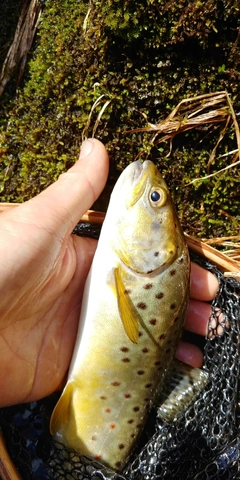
[{"left": 0, "top": 429, "right": 22, "bottom": 480}]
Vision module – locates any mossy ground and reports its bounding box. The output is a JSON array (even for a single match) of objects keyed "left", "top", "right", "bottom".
[{"left": 0, "top": 0, "right": 240, "bottom": 237}]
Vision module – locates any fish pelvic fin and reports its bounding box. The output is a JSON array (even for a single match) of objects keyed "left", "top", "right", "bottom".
[
  {"left": 114, "top": 266, "right": 139, "bottom": 344},
  {"left": 50, "top": 382, "right": 73, "bottom": 435}
]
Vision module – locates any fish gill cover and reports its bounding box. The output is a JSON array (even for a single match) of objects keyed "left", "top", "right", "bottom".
[{"left": 0, "top": 251, "right": 239, "bottom": 480}]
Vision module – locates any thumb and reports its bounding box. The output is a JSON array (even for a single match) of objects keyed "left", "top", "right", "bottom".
[{"left": 12, "top": 139, "right": 109, "bottom": 236}]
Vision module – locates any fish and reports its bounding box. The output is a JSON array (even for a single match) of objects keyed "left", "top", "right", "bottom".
[{"left": 50, "top": 159, "right": 190, "bottom": 471}]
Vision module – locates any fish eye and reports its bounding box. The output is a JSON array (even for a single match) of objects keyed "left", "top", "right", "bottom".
[{"left": 149, "top": 187, "right": 167, "bottom": 207}]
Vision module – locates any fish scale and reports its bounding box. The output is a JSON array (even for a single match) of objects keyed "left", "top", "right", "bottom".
[{"left": 50, "top": 160, "right": 190, "bottom": 471}]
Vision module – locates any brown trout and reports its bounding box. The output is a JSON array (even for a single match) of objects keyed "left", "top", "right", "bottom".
[{"left": 50, "top": 160, "right": 190, "bottom": 471}]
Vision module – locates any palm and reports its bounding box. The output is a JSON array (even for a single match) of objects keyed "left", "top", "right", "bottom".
[{"left": 0, "top": 217, "right": 96, "bottom": 406}]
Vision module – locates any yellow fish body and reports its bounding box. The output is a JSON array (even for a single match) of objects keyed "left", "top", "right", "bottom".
[{"left": 50, "top": 160, "right": 190, "bottom": 471}]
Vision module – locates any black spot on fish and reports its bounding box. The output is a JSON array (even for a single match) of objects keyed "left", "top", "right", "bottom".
[
  {"left": 165, "top": 348, "right": 171, "bottom": 354},
  {"left": 92, "top": 435, "right": 97, "bottom": 440},
  {"left": 144, "top": 283, "right": 153, "bottom": 289},
  {"left": 147, "top": 270, "right": 153, "bottom": 274},
  {"left": 128, "top": 419, "right": 134, "bottom": 424},
  {"left": 159, "top": 333, "right": 166, "bottom": 340},
  {"left": 155, "top": 360, "right": 161, "bottom": 366},
  {"left": 169, "top": 250, "right": 173, "bottom": 254},
  {"left": 154, "top": 251, "right": 159, "bottom": 257},
  {"left": 170, "top": 269, "right": 176, "bottom": 276},
  {"left": 168, "top": 339, "right": 172, "bottom": 344},
  {"left": 100, "top": 396, "right": 107, "bottom": 400},
  {"left": 112, "top": 381, "right": 120, "bottom": 386},
  {"left": 174, "top": 316, "right": 179, "bottom": 323},
  {"left": 170, "top": 303, "right": 176, "bottom": 310},
  {"left": 139, "top": 331, "right": 143, "bottom": 337},
  {"left": 156, "top": 292, "right": 164, "bottom": 300},
  {"left": 179, "top": 257, "right": 184, "bottom": 263},
  {"left": 120, "top": 346, "right": 129, "bottom": 352},
  {"left": 115, "top": 462, "right": 122, "bottom": 469},
  {"left": 133, "top": 406, "right": 140, "bottom": 412},
  {"left": 131, "top": 433, "right": 135, "bottom": 438},
  {"left": 142, "top": 347, "right": 149, "bottom": 353},
  {"left": 122, "top": 357, "right": 130, "bottom": 363},
  {"left": 124, "top": 288, "right": 131, "bottom": 294},
  {"left": 119, "top": 444, "right": 125, "bottom": 450},
  {"left": 137, "top": 302, "right": 147, "bottom": 310},
  {"left": 149, "top": 318, "right": 157, "bottom": 325},
  {"left": 137, "top": 370, "right": 145, "bottom": 375},
  {"left": 145, "top": 383, "right": 152, "bottom": 388}
]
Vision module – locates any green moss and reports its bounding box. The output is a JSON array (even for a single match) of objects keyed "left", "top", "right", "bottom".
[{"left": 0, "top": 0, "right": 240, "bottom": 237}]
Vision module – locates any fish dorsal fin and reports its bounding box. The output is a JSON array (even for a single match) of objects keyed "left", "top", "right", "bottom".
[
  {"left": 50, "top": 382, "right": 73, "bottom": 435},
  {"left": 114, "top": 267, "right": 139, "bottom": 344}
]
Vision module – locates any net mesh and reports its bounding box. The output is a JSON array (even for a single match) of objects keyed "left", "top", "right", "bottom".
[{"left": 0, "top": 242, "right": 239, "bottom": 480}]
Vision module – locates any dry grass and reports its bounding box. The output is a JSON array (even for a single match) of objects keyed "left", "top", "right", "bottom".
[{"left": 129, "top": 91, "right": 240, "bottom": 184}]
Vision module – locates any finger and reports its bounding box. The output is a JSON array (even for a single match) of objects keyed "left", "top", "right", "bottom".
[
  {"left": 175, "top": 341, "right": 203, "bottom": 368},
  {"left": 185, "top": 299, "right": 211, "bottom": 336},
  {"left": 190, "top": 262, "right": 219, "bottom": 301},
  {"left": 6, "top": 139, "right": 109, "bottom": 238}
]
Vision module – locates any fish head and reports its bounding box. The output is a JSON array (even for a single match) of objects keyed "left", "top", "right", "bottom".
[{"left": 106, "top": 160, "right": 186, "bottom": 274}]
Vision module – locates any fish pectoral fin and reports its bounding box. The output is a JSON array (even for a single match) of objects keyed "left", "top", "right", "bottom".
[
  {"left": 50, "top": 382, "right": 73, "bottom": 435},
  {"left": 157, "top": 360, "right": 209, "bottom": 422},
  {"left": 114, "top": 267, "right": 139, "bottom": 344}
]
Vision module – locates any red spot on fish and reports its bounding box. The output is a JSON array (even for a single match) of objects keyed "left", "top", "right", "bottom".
[
  {"left": 124, "top": 393, "right": 131, "bottom": 398},
  {"left": 105, "top": 408, "right": 111, "bottom": 413},
  {"left": 110, "top": 423, "right": 116, "bottom": 429}
]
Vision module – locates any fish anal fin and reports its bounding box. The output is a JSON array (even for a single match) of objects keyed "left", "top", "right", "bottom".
[
  {"left": 114, "top": 267, "right": 139, "bottom": 344},
  {"left": 50, "top": 382, "right": 73, "bottom": 435},
  {"left": 157, "top": 360, "right": 209, "bottom": 422}
]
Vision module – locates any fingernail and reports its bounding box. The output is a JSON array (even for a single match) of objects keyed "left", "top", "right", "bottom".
[{"left": 79, "top": 139, "right": 94, "bottom": 159}]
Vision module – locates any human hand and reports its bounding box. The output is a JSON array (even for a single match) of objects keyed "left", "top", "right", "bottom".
[
  {"left": 0, "top": 139, "right": 108, "bottom": 406},
  {"left": 176, "top": 262, "right": 219, "bottom": 367},
  {"left": 0, "top": 139, "right": 218, "bottom": 407}
]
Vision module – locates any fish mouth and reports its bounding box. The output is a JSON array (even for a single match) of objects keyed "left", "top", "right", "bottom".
[{"left": 129, "top": 160, "right": 153, "bottom": 207}]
